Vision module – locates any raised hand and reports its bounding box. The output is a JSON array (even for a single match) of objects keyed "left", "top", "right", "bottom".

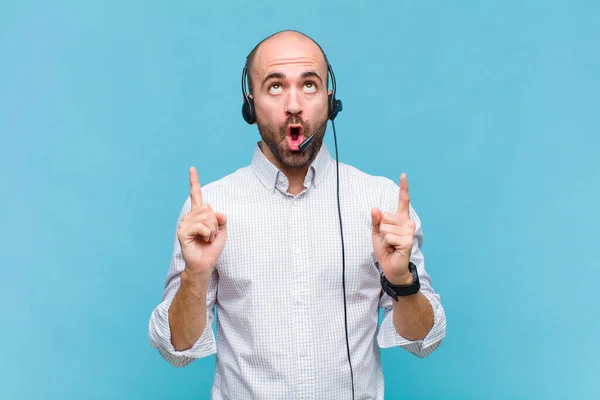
[
  {"left": 371, "top": 173, "right": 416, "bottom": 285},
  {"left": 177, "top": 166, "right": 228, "bottom": 280}
]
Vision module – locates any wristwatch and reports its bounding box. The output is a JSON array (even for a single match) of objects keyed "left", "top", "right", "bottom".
[{"left": 380, "top": 262, "right": 420, "bottom": 300}]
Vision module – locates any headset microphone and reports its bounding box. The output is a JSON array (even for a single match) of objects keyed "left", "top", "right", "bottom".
[{"left": 298, "top": 118, "right": 328, "bottom": 152}]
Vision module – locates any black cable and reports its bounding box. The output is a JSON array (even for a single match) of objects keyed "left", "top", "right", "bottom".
[{"left": 332, "top": 119, "right": 355, "bottom": 400}]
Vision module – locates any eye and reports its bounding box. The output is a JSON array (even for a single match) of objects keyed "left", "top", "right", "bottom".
[
  {"left": 268, "top": 83, "right": 282, "bottom": 95},
  {"left": 303, "top": 81, "right": 317, "bottom": 93}
]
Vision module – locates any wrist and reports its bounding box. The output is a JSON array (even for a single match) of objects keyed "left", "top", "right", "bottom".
[
  {"left": 385, "top": 261, "right": 417, "bottom": 285},
  {"left": 381, "top": 262, "right": 420, "bottom": 300},
  {"left": 385, "top": 271, "right": 414, "bottom": 286},
  {"left": 182, "top": 268, "right": 211, "bottom": 296}
]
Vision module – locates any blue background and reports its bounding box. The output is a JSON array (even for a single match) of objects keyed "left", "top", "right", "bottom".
[{"left": 1, "top": 1, "right": 598, "bottom": 399}]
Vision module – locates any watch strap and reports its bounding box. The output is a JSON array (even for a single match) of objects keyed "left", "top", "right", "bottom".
[{"left": 380, "top": 262, "right": 420, "bottom": 300}]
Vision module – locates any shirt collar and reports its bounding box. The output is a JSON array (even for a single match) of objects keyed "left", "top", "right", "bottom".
[{"left": 251, "top": 141, "right": 333, "bottom": 194}]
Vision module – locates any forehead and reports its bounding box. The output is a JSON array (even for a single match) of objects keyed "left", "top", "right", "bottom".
[{"left": 253, "top": 35, "right": 327, "bottom": 78}]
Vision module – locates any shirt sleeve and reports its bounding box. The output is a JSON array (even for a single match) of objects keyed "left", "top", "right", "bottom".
[
  {"left": 148, "top": 197, "right": 218, "bottom": 368},
  {"left": 375, "top": 179, "right": 447, "bottom": 358}
]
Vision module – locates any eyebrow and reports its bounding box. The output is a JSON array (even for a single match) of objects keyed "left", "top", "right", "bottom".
[
  {"left": 261, "top": 72, "right": 285, "bottom": 88},
  {"left": 261, "top": 71, "right": 324, "bottom": 88},
  {"left": 301, "top": 71, "right": 323, "bottom": 84}
]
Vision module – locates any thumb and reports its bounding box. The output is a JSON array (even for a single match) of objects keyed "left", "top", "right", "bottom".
[
  {"left": 215, "top": 212, "right": 228, "bottom": 230},
  {"left": 371, "top": 208, "right": 382, "bottom": 236}
]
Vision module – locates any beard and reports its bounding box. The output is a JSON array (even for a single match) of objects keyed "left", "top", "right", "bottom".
[{"left": 257, "top": 115, "right": 327, "bottom": 170}]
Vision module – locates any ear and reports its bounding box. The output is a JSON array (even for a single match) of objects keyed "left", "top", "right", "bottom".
[{"left": 328, "top": 89, "right": 333, "bottom": 96}]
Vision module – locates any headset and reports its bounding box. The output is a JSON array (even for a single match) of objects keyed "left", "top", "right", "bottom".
[
  {"left": 241, "top": 53, "right": 355, "bottom": 400},
  {"left": 241, "top": 62, "right": 342, "bottom": 125}
]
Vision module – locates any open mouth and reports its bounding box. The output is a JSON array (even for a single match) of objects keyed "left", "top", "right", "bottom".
[{"left": 286, "top": 125, "right": 305, "bottom": 151}]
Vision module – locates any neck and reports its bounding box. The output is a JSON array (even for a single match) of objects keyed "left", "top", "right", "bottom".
[{"left": 281, "top": 167, "right": 309, "bottom": 195}]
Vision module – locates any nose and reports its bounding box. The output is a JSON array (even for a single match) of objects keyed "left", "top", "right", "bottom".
[{"left": 285, "top": 88, "right": 302, "bottom": 117}]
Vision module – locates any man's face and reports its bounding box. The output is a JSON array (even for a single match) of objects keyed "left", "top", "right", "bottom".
[{"left": 250, "top": 35, "right": 330, "bottom": 170}]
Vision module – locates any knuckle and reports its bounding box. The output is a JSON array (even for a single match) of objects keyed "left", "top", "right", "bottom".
[
  {"left": 199, "top": 214, "right": 214, "bottom": 225},
  {"left": 199, "top": 204, "right": 212, "bottom": 213}
]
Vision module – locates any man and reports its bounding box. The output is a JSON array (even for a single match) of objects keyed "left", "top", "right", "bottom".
[{"left": 149, "top": 30, "right": 446, "bottom": 399}]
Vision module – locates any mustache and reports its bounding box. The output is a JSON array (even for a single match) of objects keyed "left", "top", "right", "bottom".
[
  {"left": 279, "top": 116, "right": 309, "bottom": 133},
  {"left": 286, "top": 116, "right": 303, "bottom": 125}
]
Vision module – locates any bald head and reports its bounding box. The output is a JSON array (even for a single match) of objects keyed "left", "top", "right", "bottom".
[{"left": 245, "top": 30, "right": 329, "bottom": 94}]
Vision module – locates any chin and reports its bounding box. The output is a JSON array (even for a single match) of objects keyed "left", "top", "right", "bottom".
[
  {"left": 275, "top": 145, "right": 314, "bottom": 169},
  {"left": 279, "top": 151, "right": 312, "bottom": 168}
]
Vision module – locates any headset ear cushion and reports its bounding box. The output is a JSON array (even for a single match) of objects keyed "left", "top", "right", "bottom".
[
  {"left": 242, "top": 98, "right": 255, "bottom": 124},
  {"left": 328, "top": 94, "right": 342, "bottom": 121}
]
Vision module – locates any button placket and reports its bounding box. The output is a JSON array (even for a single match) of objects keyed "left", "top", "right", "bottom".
[{"left": 290, "top": 196, "right": 315, "bottom": 398}]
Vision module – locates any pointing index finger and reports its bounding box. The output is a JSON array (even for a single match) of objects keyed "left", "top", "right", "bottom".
[
  {"left": 189, "top": 166, "right": 203, "bottom": 209},
  {"left": 397, "top": 173, "right": 410, "bottom": 218}
]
